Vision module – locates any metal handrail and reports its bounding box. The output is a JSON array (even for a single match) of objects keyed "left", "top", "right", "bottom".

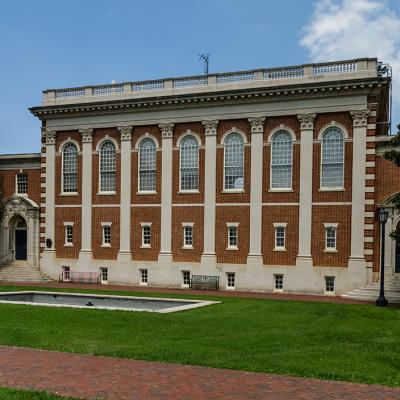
[{"left": 0, "top": 250, "right": 14, "bottom": 261}]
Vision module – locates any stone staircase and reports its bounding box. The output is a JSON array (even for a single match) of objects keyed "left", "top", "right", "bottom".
[
  {"left": 0, "top": 261, "right": 53, "bottom": 283},
  {"left": 342, "top": 275, "right": 400, "bottom": 303}
]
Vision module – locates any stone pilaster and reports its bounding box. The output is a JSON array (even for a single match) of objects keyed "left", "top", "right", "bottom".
[
  {"left": 158, "top": 123, "right": 174, "bottom": 262},
  {"left": 201, "top": 120, "right": 219, "bottom": 265},
  {"left": 296, "top": 114, "right": 316, "bottom": 268},
  {"left": 79, "top": 128, "right": 93, "bottom": 261},
  {"left": 348, "top": 110, "right": 370, "bottom": 275},
  {"left": 247, "top": 117, "right": 265, "bottom": 266},
  {"left": 117, "top": 126, "right": 132, "bottom": 261}
]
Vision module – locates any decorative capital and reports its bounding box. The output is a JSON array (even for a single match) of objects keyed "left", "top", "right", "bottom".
[
  {"left": 248, "top": 117, "right": 265, "bottom": 134},
  {"left": 159, "top": 123, "right": 174, "bottom": 138},
  {"left": 44, "top": 130, "right": 57, "bottom": 145},
  {"left": 297, "top": 113, "right": 316, "bottom": 130},
  {"left": 350, "top": 110, "right": 370, "bottom": 127},
  {"left": 202, "top": 120, "right": 219, "bottom": 136},
  {"left": 118, "top": 126, "right": 133, "bottom": 141},
  {"left": 79, "top": 128, "right": 93, "bottom": 143}
]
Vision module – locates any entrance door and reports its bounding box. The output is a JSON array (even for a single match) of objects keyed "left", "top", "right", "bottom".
[
  {"left": 396, "top": 230, "right": 400, "bottom": 273},
  {"left": 15, "top": 230, "right": 27, "bottom": 260}
]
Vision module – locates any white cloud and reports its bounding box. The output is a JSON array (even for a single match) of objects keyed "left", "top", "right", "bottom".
[{"left": 300, "top": 0, "right": 400, "bottom": 129}]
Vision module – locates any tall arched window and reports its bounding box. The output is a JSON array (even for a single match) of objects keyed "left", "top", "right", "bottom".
[
  {"left": 224, "top": 132, "right": 244, "bottom": 190},
  {"left": 271, "top": 130, "right": 292, "bottom": 189},
  {"left": 138, "top": 138, "right": 157, "bottom": 192},
  {"left": 180, "top": 135, "right": 199, "bottom": 191},
  {"left": 62, "top": 142, "right": 78, "bottom": 193},
  {"left": 99, "top": 141, "right": 116, "bottom": 192},
  {"left": 321, "top": 127, "right": 344, "bottom": 188}
]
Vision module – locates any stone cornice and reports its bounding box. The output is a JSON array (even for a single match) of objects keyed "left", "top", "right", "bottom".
[
  {"left": 159, "top": 123, "right": 174, "bottom": 138},
  {"left": 297, "top": 113, "right": 316, "bottom": 130},
  {"left": 117, "top": 126, "right": 133, "bottom": 141},
  {"left": 79, "top": 128, "right": 93, "bottom": 143},
  {"left": 202, "top": 120, "right": 219, "bottom": 136},
  {"left": 248, "top": 117, "right": 265, "bottom": 133},
  {"left": 350, "top": 110, "right": 370, "bottom": 127}
]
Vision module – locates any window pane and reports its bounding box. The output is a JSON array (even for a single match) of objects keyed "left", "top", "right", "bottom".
[
  {"left": 62, "top": 143, "right": 78, "bottom": 193},
  {"left": 17, "top": 174, "right": 28, "bottom": 194},
  {"left": 321, "top": 128, "right": 344, "bottom": 188},
  {"left": 100, "top": 141, "right": 116, "bottom": 192},
  {"left": 271, "top": 131, "right": 292, "bottom": 189},
  {"left": 139, "top": 138, "right": 156, "bottom": 191},
  {"left": 224, "top": 133, "right": 244, "bottom": 189},
  {"left": 180, "top": 136, "right": 199, "bottom": 191}
]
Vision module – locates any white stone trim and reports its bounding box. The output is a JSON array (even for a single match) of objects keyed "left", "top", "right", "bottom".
[
  {"left": 220, "top": 127, "right": 247, "bottom": 144},
  {"left": 63, "top": 222, "right": 74, "bottom": 226},
  {"left": 366, "top": 148, "right": 375, "bottom": 154},
  {"left": 365, "top": 199, "right": 375, "bottom": 205},
  {"left": 182, "top": 222, "right": 194, "bottom": 227},
  {"left": 364, "top": 249, "right": 373, "bottom": 255},
  {"left": 134, "top": 133, "right": 159, "bottom": 149},
  {"left": 95, "top": 135, "right": 119, "bottom": 151},
  {"left": 58, "top": 138, "right": 81, "bottom": 153},
  {"left": 263, "top": 202, "right": 299, "bottom": 206},
  {"left": 364, "top": 237, "right": 373, "bottom": 242},
  {"left": 140, "top": 222, "right": 153, "bottom": 227},
  {"left": 312, "top": 202, "right": 352, "bottom": 206},
  {"left": 267, "top": 124, "right": 296, "bottom": 142},
  {"left": 365, "top": 174, "right": 375, "bottom": 180},
  {"left": 317, "top": 121, "right": 349, "bottom": 140},
  {"left": 364, "top": 224, "right": 374, "bottom": 230},
  {"left": 365, "top": 187, "right": 375, "bottom": 192},
  {"left": 324, "top": 223, "right": 339, "bottom": 228},
  {"left": 273, "top": 222, "right": 288, "bottom": 228},
  {"left": 366, "top": 161, "right": 375, "bottom": 167},
  {"left": 176, "top": 130, "right": 202, "bottom": 146},
  {"left": 101, "top": 222, "right": 112, "bottom": 226},
  {"left": 226, "top": 222, "right": 240, "bottom": 227}
]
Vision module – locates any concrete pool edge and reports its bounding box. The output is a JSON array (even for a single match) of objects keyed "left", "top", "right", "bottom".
[{"left": 0, "top": 291, "right": 221, "bottom": 313}]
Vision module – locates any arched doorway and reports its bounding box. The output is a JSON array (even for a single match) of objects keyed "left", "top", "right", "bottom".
[{"left": 14, "top": 217, "right": 27, "bottom": 260}]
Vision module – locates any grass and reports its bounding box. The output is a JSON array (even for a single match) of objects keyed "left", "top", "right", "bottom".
[
  {"left": 0, "top": 387, "right": 80, "bottom": 399},
  {"left": 0, "top": 285, "right": 399, "bottom": 387}
]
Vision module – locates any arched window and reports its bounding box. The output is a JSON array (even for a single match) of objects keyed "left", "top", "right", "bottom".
[
  {"left": 138, "top": 138, "right": 157, "bottom": 192},
  {"left": 99, "top": 141, "right": 116, "bottom": 192},
  {"left": 224, "top": 132, "right": 244, "bottom": 190},
  {"left": 62, "top": 142, "right": 78, "bottom": 193},
  {"left": 321, "top": 128, "right": 344, "bottom": 188},
  {"left": 180, "top": 135, "right": 199, "bottom": 191},
  {"left": 271, "top": 130, "right": 292, "bottom": 189}
]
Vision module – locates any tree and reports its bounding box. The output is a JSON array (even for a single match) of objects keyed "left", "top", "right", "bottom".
[{"left": 383, "top": 123, "right": 400, "bottom": 241}]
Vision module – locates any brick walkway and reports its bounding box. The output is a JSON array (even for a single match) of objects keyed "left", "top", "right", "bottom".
[
  {"left": 0, "top": 281, "right": 372, "bottom": 305},
  {"left": 0, "top": 346, "right": 399, "bottom": 400}
]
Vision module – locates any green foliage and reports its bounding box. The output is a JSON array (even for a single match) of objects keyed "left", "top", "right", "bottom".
[
  {"left": 0, "top": 387, "right": 80, "bottom": 399},
  {"left": 0, "top": 285, "right": 399, "bottom": 387},
  {"left": 383, "top": 123, "right": 400, "bottom": 165}
]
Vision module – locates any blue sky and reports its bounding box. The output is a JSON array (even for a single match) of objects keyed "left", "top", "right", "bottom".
[{"left": 0, "top": 0, "right": 399, "bottom": 154}]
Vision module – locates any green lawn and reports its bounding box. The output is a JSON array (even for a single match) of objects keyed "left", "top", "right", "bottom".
[
  {"left": 0, "top": 387, "right": 80, "bottom": 399},
  {"left": 0, "top": 285, "right": 399, "bottom": 387}
]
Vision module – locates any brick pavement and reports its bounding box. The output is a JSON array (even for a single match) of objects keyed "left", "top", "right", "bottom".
[
  {"left": 0, "top": 281, "right": 372, "bottom": 305},
  {"left": 0, "top": 346, "right": 399, "bottom": 400}
]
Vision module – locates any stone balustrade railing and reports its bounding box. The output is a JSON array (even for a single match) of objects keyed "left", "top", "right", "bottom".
[{"left": 43, "top": 58, "right": 378, "bottom": 105}]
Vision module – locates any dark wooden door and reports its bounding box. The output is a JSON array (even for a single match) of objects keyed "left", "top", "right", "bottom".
[
  {"left": 15, "top": 230, "right": 27, "bottom": 260},
  {"left": 396, "top": 236, "right": 400, "bottom": 273}
]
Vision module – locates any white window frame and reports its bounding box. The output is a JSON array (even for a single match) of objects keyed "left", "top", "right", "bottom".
[
  {"left": 100, "top": 267, "right": 108, "bottom": 284},
  {"left": 62, "top": 266, "right": 71, "bottom": 281},
  {"left": 101, "top": 222, "right": 112, "bottom": 247},
  {"left": 270, "top": 130, "right": 293, "bottom": 191},
  {"left": 138, "top": 137, "right": 157, "bottom": 194},
  {"left": 273, "top": 222, "right": 287, "bottom": 251},
  {"left": 324, "top": 223, "right": 338, "bottom": 252},
  {"left": 99, "top": 140, "right": 117, "bottom": 194},
  {"left": 223, "top": 131, "right": 245, "bottom": 192},
  {"left": 61, "top": 142, "right": 79, "bottom": 195},
  {"left": 140, "top": 268, "right": 148, "bottom": 285},
  {"left": 63, "top": 222, "right": 74, "bottom": 247},
  {"left": 182, "top": 222, "right": 194, "bottom": 249},
  {"left": 179, "top": 134, "right": 200, "bottom": 193},
  {"left": 226, "top": 272, "right": 236, "bottom": 289},
  {"left": 16, "top": 173, "right": 28, "bottom": 195},
  {"left": 324, "top": 275, "right": 335, "bottom": 295},
  {"left": 182, "top": 270, "right": 191, "bottom": 288},
  {"left": 320, "top": 127, "right": 345, "bottom": 191},
  {"left": 226, "top": 223, "right": 239, "bottom": 250},
  {"left": 274, "top": 274, "right": 284, "bottom": 292},
  {"left": 140, "top": 222, "right": 152, "bottom": 248}
]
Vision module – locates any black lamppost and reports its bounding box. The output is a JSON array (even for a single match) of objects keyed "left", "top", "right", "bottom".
[{"left": 376, "top": 207, "right": 389, "bottom": 307}]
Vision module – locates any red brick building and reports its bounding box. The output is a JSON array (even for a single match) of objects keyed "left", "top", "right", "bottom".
[{"left": 0, "top": 57, "right": 396, "bottom": 294}]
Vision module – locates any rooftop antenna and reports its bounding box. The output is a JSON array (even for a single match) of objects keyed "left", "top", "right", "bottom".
[{"left": 199, "top": 54, "right": 210, "bottom": 75}]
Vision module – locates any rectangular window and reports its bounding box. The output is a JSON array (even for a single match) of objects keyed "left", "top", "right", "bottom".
[
  {"left": 227, "top": 225, "right": 238, "bottom": 249},
  {"left": 16, "top": 173, "right": 28, "bottom": 195},
  {"left": 227, "top": 272, "right": 235, "bottom": 288},
  {"left": 183, "top": 225, "right": 193, "bottom": 248},
  {"left": 325, "top": 226, "right": 337, "bottom": 250},
  {"left": 141, "top": 225, "right": 151, "bottom": 247},
  {"left": 182, "top": 271, "right": 191, "bottom": 286},
  {"left": 62, "top": 266, "right": 70, "bottom": 281},
  {"left": 64, "top": 225, "right": 73, "bottom": 245},
  {"left": 140, "top": 269, "right": 148, "bottom": 285},
  {"left": 102, "top": 224, "right": 111, "bottom": 246},
  {"left": 100, "top": 267, "right": 108, "bottom": 283},
  {"left": 325, "top": 276, "right": 335, "bottom": 293},
  {"left": 274, "top": 274, "right": 283, "bottom": 290},
  {"left": 274, "top": 226, "right": 286, "bottom": 250}
]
